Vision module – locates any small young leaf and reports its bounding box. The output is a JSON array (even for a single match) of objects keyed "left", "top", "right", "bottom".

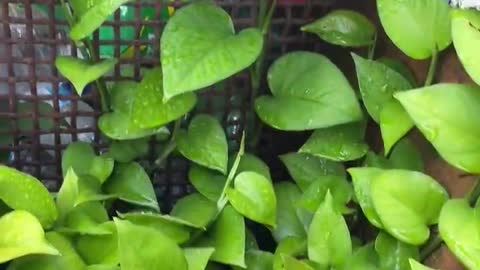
[
  {"left": 279, "top": 153, "right": 345, "bottom": 191},
  {"left": 308, "top": 192, "right": 352, "bottom": 267},
  {"left": 452, "top": 10, "right": 480, "bottom": 85},
  {"left": 379, "top": 100, "right": 414, "bottom": 154},
  {"left": 62, "top": 142, "right": 114, "bottom": 183},
  {"left": 177, "top": 114, "right": 228, "bottom": 174},
  {"left": 171, "top": 193, "right": 218, "bottom": 229},
  {"left": 75, "top": 222, "right": 119, "bottom": 266},
  {"left": 377, "top": 0, "right": 452, "bottom": 59},
  {"left": 70, "top": 0, "right": 133, "bottom": 41},
  {"left": 388, "top": 138, "right": 424, "bottom": 172},
  {"left": 184, "top": 248, "right": 215, "bottom": 270},
  {"left": 115, "top": 218, "right": 188, "bottom": 270},
  {"left": 0, "top": 211, "right": 59, "bottom": 263},
  {"left": 300, "top": 122, "right": 368, "bottom": 162},
  {"left": 255, "top": 52, "right": 362, "bottom": 131},
  {"left": 7, "top": 231, "right": 86, "bottom": 270},
  {"left": 226, "top": 171, "right": 277, "bottom": 227},
  {"left": 395, "top": 84, "right": 480, "bottom": 174},
  {"left": 301, "top": 10, "right": 376, "bottom": 47},
  {"left": 375, "top": 232, "right": 419, "bottom": 270},
  {"left": 58, "top": 202, "right": 111, "bottom": 235},
  {"left": 439, "top": 199, "right": 480, "bottom": 270},
  {"left": 131, "top": 68, "right": 197, "bottom": 129},
  {"left": 0, "top": 166, "right": 57, "bottom": 229},
  {"left": 273, "top": 183, "right": 311, "bottom": 242},
  {"left": 189, "top": 165, "right": 226, "bottom": 202},
  {"left": 56, "top": 56, "right": 117, "bottom": 95},
  {"left": 104, "top": 162, "right": 159, "bottom": 211},
  {"left": 108, "top": 138, "right": 150, "bottom": 163},
  {"left": 409, "top": 259, "right": 435, "bottom": 270},
  {"left": 161, "top": 1, "right": 263, "bottom": 100}
]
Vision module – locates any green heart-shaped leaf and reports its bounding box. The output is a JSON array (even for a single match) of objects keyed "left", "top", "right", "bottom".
[
  {"left": 119, "top": 212, "right": 191, "bottom": 244},
  {"left": 161, "top": 1, "right": 263, "bottom": 100},
  {"left": 301, "top": 10, "right": 376, "bottom": 47},
  {"left": 377, "top": 0, "right": 451, "bottom": 59},
  {"left": 0, "top": 210, "right": 59, "bottom": 263},
  {"left": 273, "top": 183, "right": 311, "bottom": 243},
  {"left": 379, "top": 100, "right": 414, "bottom": 154},
  {"left": 57, "top": 202, "right": 110, "bottom": 235},
  {"left": 99, "top": 81, "right": 170, "bottom": 140},
  {"left": 177, "top": 114, "right": 228, "bottom": 174},
  {"left": 62, "top": 142, "right": 114, "bottom": 183},
  {"left": 131, "top": 68, "right": 196, "bottom": 129},
  {"left": 189, "top": 165, "right": 226, "bottom": 202},
  {"left": 70, "top": 0, "right": 133, "bottom": 41},
  {"left": 235, "top": 154, "right": 271, "bottom": 180},
  {"left": 388, "top": 138, "right": 424, "bottom": 172},
  {"left": 115, "top": 218, "right": 188, "bottom": 270},
  {"left": 0, "top": 166, "right": 57, "bottom": 229},
  {"left": 107, "top": 138, "right": 150, "bottom": 163},
  {"left": 300, "top": 122, "right": 368, "bottom": 161},
  {"left": 280, "top": 153, "right": 345, "bottom": 191},
  {"left": 171, "top": 193, "right": 218, "bottom": 229},
  {"left": 184, "top": 248, "right": 215, "bottom": 270},
  {"left": 338, "top": 243, "right": 380, "bottom": 270},
  {"left": 375, "top": 232, "right": 419, "bottom": 270},
  {"left": 7, "top": 231, "right": 86, "bottom": 270},
  {"left": 75, "top": 222, "right": 119, "bottom": 266},
  {"left": 452, "top": 10, "right": 480, "bottom": 85},
  {"left": 227, "top": 171, "right": 276, "bottom": 227},
  {"left": 395, "top": 84, "right": 480, "bottom": 173},
  {"left": 308, "top": 191, "right": 351, "bottom": 267},
  {"left": 104, "top": 162, "right": 159, "bottom": 211},
  {"left": 255, "top": 52, "right": 362, "bottom": 131},
  {"left": 409, "top": 259, "right": 435, "bottom": 270},
  {"left": 439, "top": 199, "right": 480, "bottom": 269},
  {"left": 56, "top": 57, "right": 117, "bottom": 95}
]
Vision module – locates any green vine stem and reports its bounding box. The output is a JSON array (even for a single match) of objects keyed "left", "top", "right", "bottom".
[
  {"left": 60, "top": 0, "right": 110, "bottom": 112},
  {"left": 154, "top": 118, "right": 182, "bottom": 166},
  {"left": 424, "top": 47, "right": 439, "bottom": 87},
  {"left": 367, "top": 32, "right": 378, "bottom": 60}
]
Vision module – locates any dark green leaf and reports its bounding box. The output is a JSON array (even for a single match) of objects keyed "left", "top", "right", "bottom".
[
  {"left": 189, "top": 165, "right": 226, "bottom": 202},
  {"left": 378, "top": 58, "right": 417, "bottom": 86},
  {"left": 388, "top": 138, "right": 423, "bottom": 171},
  {"left": 338, "top": 243, "right": 379, "bottom": 270},
  {"left": 243, "top": 250, "right": 274, "bottom": 270},
  {"left": 375, "top": 232, "right": 419, "bottom": 270},
  {"left": 75, "top": 222, "right": 119, "bottom": 266},
  {"left": 108, "top": 138, "right": 150, "bottom": 163},
  {"left": 171, "top": 193, "right": 218, "bottom": 229}
]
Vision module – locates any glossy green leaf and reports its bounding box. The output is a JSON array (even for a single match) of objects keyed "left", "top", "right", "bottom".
[
  {"left": 99, "top": 81, "right": 170, "bottom": 140},
  {"left": 236, "top": 154, "right": 271, "bottom": 180},
  {"left": 7, "top": 231, "right": 86, "bottom": 270},
  {"left": 0, "top": 166, "right": 57, "bottom": 229},
  {"left": 189, "top": 165, "right": 226, "bottom": 202},
  {"left": 300, "top": 122, "right": 368, "bottom": 161},
  {"left": 86, "top": 266, "right": 120, "bottom": 270},
  {"left": 255, "top": 52, "right": 362, "bottom": 131},
  {"left": 395, "top": 84, "right": 480, "bottom": 173},
  {"left": 375, "top": 232, "right": 419, "bottom": 270},
  {"left": 70, "top": 0, "right": 133, "bottom": 41},
  {"left": 184, "top": 248, "right": 215, "bottom": 270},
  {"left": 378, "top": 58, "right": 417, "bottom": 86},
  {"left": 277, "top": 255, "right": 315, "bottom": 270},
  {"left": 69, "top": 0, "right": 101, "bottom": 16},
  {"left": 338, "top": 243, "right": 379, "bottom": 270},
  {"left": 409, "top": 259, "right": 435, "bottom": 270},
  {"left": 370, "top": 169, "right": 448, "bottom": 245},
  {"left": 203, "top": 205, "right": 245, "bottom": 267},
  {"left": 301, "top": 10, "right": 376, "bottom": 47},
  {"left": 273, "top": 237, "right": 307, "bottom": 270},
  {"left": 108, "top": 138, "right": 149, "bottom": 163},
  {"left": 58, "top": 202, "right": 110, "bottom": 235},
  {"left": 246, "top": 229, "right": 259, "bottom": 251},
  {"left": 363, "top": 151, "right": 392, "bottom": 169},
  {"left": 439, "top": 199, "right": 480, "bottom": 269},
  {"left": 352, "top": 53, "right": 413, "bottom": 123},
  {"left": 171, "top": 193, "right": 218, "bottom": 229},
  {"left": 75, "top": 222, "right": 119, "bottom": 265},
  {"left": 227, "top": 171, "right": 276, "bottom": 226},
  {"left": 115, "top": 218, "right": 188, "bottom": 270},
  {"left": 161, "top": 1, "right": 263, "bottom": 100},
  {"left": 104, "top": 162, "right": 159, "bottom": 211},
  {"left": 272, "top": 183, "right": 311, "bottom": 242},
  {"left": 297, "top": 175, "right": 353, "bottom": 214},
  {"left": 388, "top": 138, "right": 424, "bottom": 172},
  {"left": 177, "top": 114, "right": 228, "bottom": 174},
  {"left": 377, "top": 0, "right": 452, "bottom": 59},
  {"left": 308, "top": 192, "right": 351, "bottom": 267},
  {"left": 379, "top": 100, "right": 414, "bottom": 154},
  {"left": 119, "top": 212, "right": 191, "bottom": 244},
  {"left": 62, "top": 142, "right": 114, "bottom": 183},
  {"left": 131, "top": 67, "right": 197, "bottom": 128},
  {"left": 452, "top": 10, "right": 480, "bottom": 85},
  {"left": 279, "top": 153, "right": 345, "bottom": 191},
  {"left": 238, "top": 250, "right": 274, "bottom": 270},
  {"left": 0, "top": 210, "right": 59, "bottom": 263},
  {"left": 56, "top": 56, "right": 117, "bottom": 95}
]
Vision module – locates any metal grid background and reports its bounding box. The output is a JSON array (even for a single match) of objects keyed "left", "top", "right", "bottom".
[{"left": 0, "top": 0, "right": 331, "bottom": 209}]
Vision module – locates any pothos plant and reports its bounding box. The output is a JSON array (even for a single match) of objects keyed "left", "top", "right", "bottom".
[{"left": 1, "top": 1, "right": 480, "bottom": 270}]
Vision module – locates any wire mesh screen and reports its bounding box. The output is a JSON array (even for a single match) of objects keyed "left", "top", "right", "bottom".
[{"left": 0, "top": 0, "right": 331, "bottom": 208}]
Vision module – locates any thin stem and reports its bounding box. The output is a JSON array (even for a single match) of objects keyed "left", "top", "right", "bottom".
[
  {"left": 467, "top": 178, "right": 480, "bottom": 206},
  {"left": 368, "top": 32, "right": 377, "bottom": 60},
  {"left": 424, "top": 48, "right": 439, "bottom": 87},
  {"left": 154, "top": 119, "right": 182, "bottom": 166}
]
